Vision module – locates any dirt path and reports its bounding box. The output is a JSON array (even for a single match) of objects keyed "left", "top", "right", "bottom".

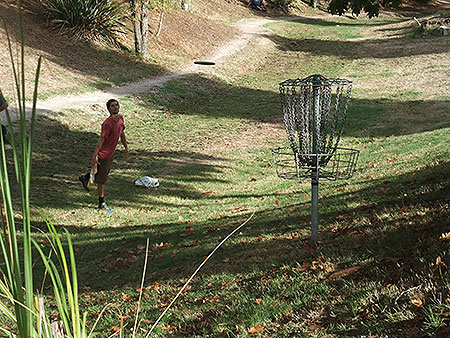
[{"left": 25, "top": 17, "right": 277, "bottom": 117}]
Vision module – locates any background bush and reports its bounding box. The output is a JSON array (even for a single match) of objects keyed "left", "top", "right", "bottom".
[
  {"left": 41, "top": 0, "right": 127, "bottom": 45},
  {"left": 272, "top": 0, "right": 297, "bottom": 11}
]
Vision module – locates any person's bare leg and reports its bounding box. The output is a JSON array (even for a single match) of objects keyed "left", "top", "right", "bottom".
[
  {"left": 97, "top": 184, "right": 106, "bottom": 209},
  {"left": 98, "top": 184, "right": 105, "bottom": 198}
]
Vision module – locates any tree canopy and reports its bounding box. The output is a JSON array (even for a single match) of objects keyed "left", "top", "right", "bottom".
[{"left": 328, "top": 0, "right": 402, "bottom": 18}]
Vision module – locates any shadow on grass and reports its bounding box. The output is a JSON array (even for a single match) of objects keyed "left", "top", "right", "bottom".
[
  {"left": 28, "top": 159, "right": 449, "bottom": 292},
  {"left": 274, "top": 15, "right": 398, "bottom": 28},
  {"left": 263, "top": 29, "right": 449, "bottom": 58},
  {"left": 21, "top": 137, "right": 449, "bottom": 335},
  {"left": 27, "top": 116, "right": 230, "bottom": 210},
  {"left": 20, "top": 72, "right": 449, "bottom": 212},
  {"left": 134, "top": 74, "right": 450, "bottom": 137}
]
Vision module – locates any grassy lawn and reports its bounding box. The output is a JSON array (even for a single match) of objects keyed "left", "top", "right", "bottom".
[{"left": 2, "top": 11, "right": 450, "bottom": 338}]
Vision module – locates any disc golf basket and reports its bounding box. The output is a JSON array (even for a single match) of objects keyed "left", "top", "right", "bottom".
[{"left": 272, "top": 74, "right": 359, "bottom": 247}]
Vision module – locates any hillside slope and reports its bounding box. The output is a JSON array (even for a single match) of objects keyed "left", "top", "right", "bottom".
[{"left": 0, "top": 0, "right": 253, "bottom": 100}]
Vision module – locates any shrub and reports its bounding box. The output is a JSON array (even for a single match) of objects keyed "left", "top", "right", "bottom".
[
  {"left": 272, "top": 0, "right": 296, "bottom": 11},
  {"left": 41, "top": 0, "right": 127, "bottom": 45}
]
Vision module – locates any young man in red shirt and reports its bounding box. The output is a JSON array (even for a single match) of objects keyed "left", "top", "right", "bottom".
[{"left": 79, "top": 99, "right": 129, "bottom": 210}]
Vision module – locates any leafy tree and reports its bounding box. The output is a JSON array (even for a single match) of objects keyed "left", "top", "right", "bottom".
[
  {"left": 129, "top": 0, "right": 178, "bottom": 57},
  {"left": 151, "top": 0, "right": 178, "bottom": 37},
  {"left": 327, "top": 0, "right": 402, "bottom": 18}
]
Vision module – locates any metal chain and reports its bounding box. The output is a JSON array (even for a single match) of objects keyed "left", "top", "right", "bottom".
[{"left": 279, "top": 75, "right": 352, "bottom": 167}]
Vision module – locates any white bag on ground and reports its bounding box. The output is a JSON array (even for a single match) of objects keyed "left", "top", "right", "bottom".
[{"left": 134, "top": 176, "right": 159, "bottom": 188}]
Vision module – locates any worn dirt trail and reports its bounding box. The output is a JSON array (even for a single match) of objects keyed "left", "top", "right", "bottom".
[{"left": 26, "top": 16, "right": 279, "bottom": 117}]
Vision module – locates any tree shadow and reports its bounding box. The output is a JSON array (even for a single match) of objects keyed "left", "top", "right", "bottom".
[
  {"left": 273, "top": 15, "right": 397, "bottom": 27},
  {"left": 15, "top": 105, "right": 448, "bottom": 335},
  {"left": 27, "top": 115, "right": 230, "bottom": 211},
  {"left": 133, "top": 73, "right": 450, "bottom": 137},
  {"left": 29, "top": 158, "right": 449, "bottom": 292},
  {"left": 263, "top": 31, "right": 450, "bottom": 58}
]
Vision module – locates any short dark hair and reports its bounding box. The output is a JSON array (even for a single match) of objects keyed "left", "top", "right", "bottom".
[{"left": 106, "top": 99, "right": 119, "bottom": 110}]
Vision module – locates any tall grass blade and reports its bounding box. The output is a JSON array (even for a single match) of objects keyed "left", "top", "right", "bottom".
[
  {"left": 145, "top": 211, "right": 255, "bottom": 337},
  {"left": 132, "top": 238, "right": 150, "bottom": 337}
]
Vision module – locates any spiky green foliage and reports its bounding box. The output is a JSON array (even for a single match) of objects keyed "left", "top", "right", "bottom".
[
  {"left": 41, "top": 0, "right": 127, "bottom": 45},
  {"left": 0, "top": 2, "right": 92, "bottom": 337}
]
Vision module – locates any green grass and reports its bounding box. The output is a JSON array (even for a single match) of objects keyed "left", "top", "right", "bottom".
[{"left": 2, "top": 11, "right": 450, "bottom": 338}]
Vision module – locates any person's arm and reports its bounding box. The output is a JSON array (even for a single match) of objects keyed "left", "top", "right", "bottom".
[
  {"left": 91, "top": 137, "right": 105, "bottom": 168},
  {"left": 120, "top": 131, "right": 129, "bottom": 159}
]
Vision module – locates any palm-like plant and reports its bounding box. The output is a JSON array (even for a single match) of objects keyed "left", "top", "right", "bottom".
[{"left": 41, "top": 0, "right": 128, "bottom": 45}]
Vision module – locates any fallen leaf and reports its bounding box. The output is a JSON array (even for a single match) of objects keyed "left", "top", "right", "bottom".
[
  {"left": 248, "top": 324, "right": 264, "bottom": 334},
  {"left": 153, "top": 242, "right": 170, "bottom": 249},
  {"left": 108, "top": 325, "right": 121, "bottom": 332},
  {"left": 255, "top": 298, "right": 263, "bottom": 304},
  {"left": 416, "top": 211, "right": 426, "bottom": 216},
  {"left": 436, "top": 256, "right": 447, "bottom": 267},
  {"left": 440, "top": 232, "right": 450, "bottom": 241},
  {"left": 121, "top": 293, "right": 132, "bottom": 302},
  {"left": 161, "top": 324, "right": 176, "bottom": 330},
  {"left": 411, "top": 299, "right": 423, "bottom": 307},
  {"left": 293, "top": 263, "right": 310, "bottom": 272},
  {"left": 329, "top": 266, "right": 360, "bottom": 279},
  {"left": 221, "top": 281, "right": 232, "bottom": 288}
]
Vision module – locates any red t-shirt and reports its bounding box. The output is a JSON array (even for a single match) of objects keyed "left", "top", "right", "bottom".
[{"left": 98, "top": 115, "right": 125, "bottom": 160}]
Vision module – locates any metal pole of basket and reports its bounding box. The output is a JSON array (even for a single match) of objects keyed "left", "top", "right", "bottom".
[
  {"left": 272, "top": 74, "right": 359, "bottom": 249},
  {"left": 311, "top": 81, "right": 320, "bottom": 247}
]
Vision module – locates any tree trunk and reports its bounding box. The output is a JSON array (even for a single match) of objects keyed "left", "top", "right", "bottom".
[
  {"left": 131, "top": 0, "right": 149, "bottom": 57},
  {"left": 156, "top": 10, "right": 164, "bottom": 37},
  {"left": 141, "top": 3, "right": 149, "bottom": 54}
]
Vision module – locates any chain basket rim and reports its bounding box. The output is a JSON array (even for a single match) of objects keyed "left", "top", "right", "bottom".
[
  {"left": 271, "top": 146, "right": 359, "bottom": 181},
  {"left": 279, "top": 74, "right": 352, "bottom": 88}
]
